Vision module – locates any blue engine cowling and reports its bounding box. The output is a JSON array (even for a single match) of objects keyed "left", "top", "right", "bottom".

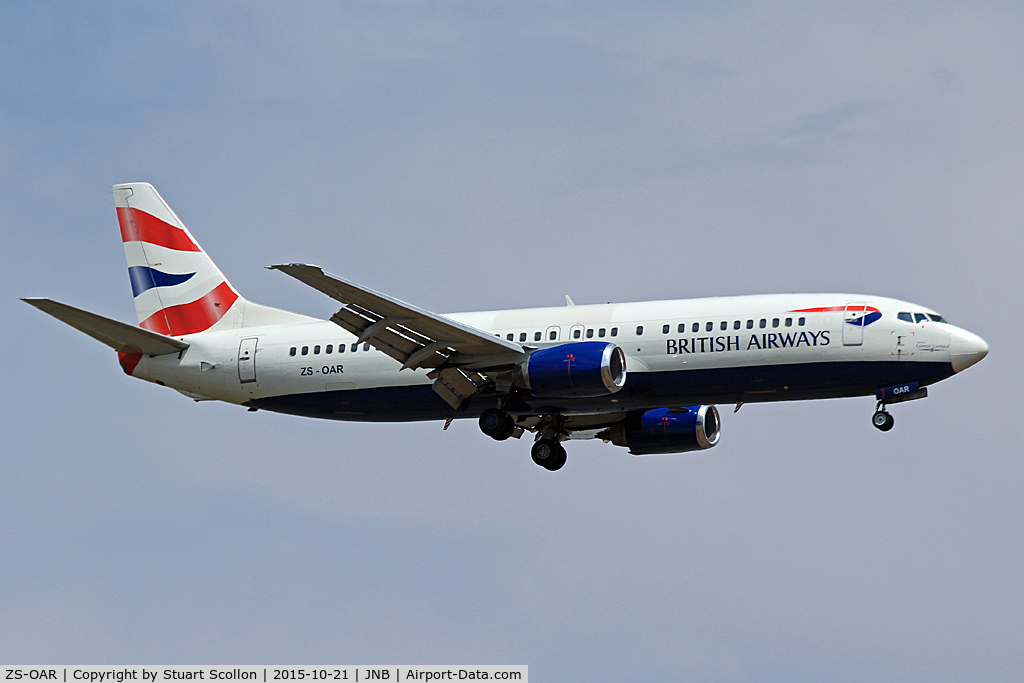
[
  {"left": 515, "top": 341, "right": 627, "bottom": 398},
  {"left": 608, "top": 406, "right": 721, "bottom": 455}
]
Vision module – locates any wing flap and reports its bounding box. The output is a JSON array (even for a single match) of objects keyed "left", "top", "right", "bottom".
[
  {"left": 430, "top": 367, "right": 491, "bottom": 409},
  {"left": 270, "top": 263, "right": 523, "bottom": 369},
  {"left": 22, "top": 298, "right": 189, "bottom": 356}
]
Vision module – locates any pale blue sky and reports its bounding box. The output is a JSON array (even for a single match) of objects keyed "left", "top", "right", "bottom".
[{"left": 2, "top": 2, "right": 1021, "bottom": 680}]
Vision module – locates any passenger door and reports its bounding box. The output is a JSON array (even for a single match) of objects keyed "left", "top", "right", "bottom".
[
  {"left": 842, "top": 303, "right": 866, "bottom": 346},
  {"left": 238, "top": 337, "right": 258, "bottom": 383}
]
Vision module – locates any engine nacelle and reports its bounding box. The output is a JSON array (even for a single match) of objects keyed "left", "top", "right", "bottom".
[
  {"left": 608, "top": 406, "right": 721, "bottom": 455},
  {"left": 515, "top": 341, "right": 627, "bottom": 398}
]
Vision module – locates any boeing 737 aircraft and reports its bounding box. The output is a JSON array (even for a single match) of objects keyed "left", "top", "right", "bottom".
[{"left": 24, "top": 183, "right": 989, "bottom": 471}]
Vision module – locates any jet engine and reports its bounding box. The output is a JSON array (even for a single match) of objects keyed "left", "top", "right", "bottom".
[
  {"left": 606, "top": 405, "right": 721, "bottom": 455},
  {"left": 514, "top": 341, "right": 627, "bottom": 398}
]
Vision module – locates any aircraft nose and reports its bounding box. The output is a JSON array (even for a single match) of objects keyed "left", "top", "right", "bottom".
[{"left": 950, "top": 328, "right": 989, "bottom": 373}]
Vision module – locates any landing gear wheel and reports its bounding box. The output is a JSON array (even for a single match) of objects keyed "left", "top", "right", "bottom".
[
  {"left": 479, "top": 408, "right": 515, "bottom": 441},
  {"left": 546, "top": 445, "right": 567, "bottom": 471},
  {"left": 872, "top": 410, "right": 894, "bottom": 432},
  {"left": 532, "top": 439, "right": 562, "bottom": 469}
]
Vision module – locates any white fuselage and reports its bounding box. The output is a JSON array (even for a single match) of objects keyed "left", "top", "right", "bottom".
[{"left": 128, "top": 292, "right": 985, "bottom": 422}]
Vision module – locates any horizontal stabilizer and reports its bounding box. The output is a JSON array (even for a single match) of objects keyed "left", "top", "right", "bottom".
[{"left": 22, "top": 298, "right": 189, "bottom": 356}]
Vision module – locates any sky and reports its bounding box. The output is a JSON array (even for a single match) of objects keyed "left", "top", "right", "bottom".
[{"left": 1, "top": 1, "right": 1022, "bottom": 680}]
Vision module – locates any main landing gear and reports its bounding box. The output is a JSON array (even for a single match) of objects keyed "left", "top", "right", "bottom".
[
  {"left": 872, "top": 403, "right": 895, "bottom": 432},
  {"left": 479, "top": 408, "right": 516, "bottom": 441},
  {"left": 531, "top": 438, "right": 567, "bottom": 471},
  {"left": 477, "top": 407, "right": 568, "bottom": 471}
]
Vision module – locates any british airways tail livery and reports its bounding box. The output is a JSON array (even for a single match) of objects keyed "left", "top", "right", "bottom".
[{"left": 24, "top": 183, "right": 989, "bottom": 471}]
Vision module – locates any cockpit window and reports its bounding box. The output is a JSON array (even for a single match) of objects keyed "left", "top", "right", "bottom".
[
  {"left": 914, "top": 313, "right": 928, "bottom": 323},
  {"left": 898, "top": 312, "right": 913, "bottom": 323},
  {"left": 927, "top": 314, "right": 947, "bottom": 323}
]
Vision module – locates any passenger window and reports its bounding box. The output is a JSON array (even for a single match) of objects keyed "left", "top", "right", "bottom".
[
  {"left": 898, "top": 312, "right": 913, "bottom": 323},
  {"left": 785, "top": 318, "right": 792, "bottom": 327},
  {"left": 610, "top": 327, "right": 618, "bottom": 337},
  {"left": 506, "top": 333, "right": 513, "bottom": 341},
  {"left": 574, "top": 329, "right": 582, "bottom": 339},
  {"left": 549, "top": 330, "right": 557, "bottom": 340},
  {"left": 314, "top": 345, "right": 321, "bottom": 354},
  {"left": 798, "top": 317, "right": 805, "bottom": 326},
  {"left": 326, "top": 345, "right": 333, "bottom": 354},
  {"left": 302, "top": 346, "right": 309, "bottom": 355},
  {"left": 534, "top": 331, "right": 542, "bottom": 341},
  {"left": 636, "top": 326, "right": 644, "bottom": 336},
  {"left": 338, "top": 344, "right": 345, "bottom": 353},
  {"left": 586, "top": 329, "right": 594, "bottom": 339},
  {"left": 351, "top": 343, "right": 358, "bottom": 352},
  {"left": 914, "top": 313, "right": 928, "bottom": 323},
  {"left": 662, "top": 324, "right": 670, "bottom": 334},
  {"left": 705, "top": 321, "right": 713, "bottom": 332},
  {"left": 599, "top": 328, "right": 606, "bottom": 338},
  {"left": 678, "top": 323, "right": 685, "bottom": 333},
  {"left": 733, "top": 320, "right": 740, "bottom": 330},
  {"left": 759, "top": 319, "right": 766, "bottom": 329},
  {"left": 720, "top": 321, "right": 727, "bottom": 331},
  {"left": 746, "top": 320, "right": 753, "bottom": 329},
  {"left": 289, "top": 347, "right": 296, "bottom": 357},
  {"left": 692, "top": 322, "right": 699, "bottom": 333},
  {"left": 772, "top": 318, "right": 780, "bottom": 328},
  {"left": 519, "top": 332, "right": 527, "bottom": 342},
  {"left": 363, "top": 343, "right": 370, "bottom": 351}
]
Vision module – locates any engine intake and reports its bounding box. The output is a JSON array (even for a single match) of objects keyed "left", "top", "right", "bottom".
[
  {"left": 608, "top": 405, "right": 721, "bottom": 455},
  {"left": 515, "top": 341, "right": 627, "bottom": 398}
]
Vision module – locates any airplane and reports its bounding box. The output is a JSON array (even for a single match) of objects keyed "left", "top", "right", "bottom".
[{"left": 23, "top": 183, "right": 989, "bottom": 471}]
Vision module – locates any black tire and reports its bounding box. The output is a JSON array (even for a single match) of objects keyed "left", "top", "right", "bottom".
[
  {"left": 872, "top": 410, "right": 894, "bottom": 432},
  {"left": 531, "top": 439, "right": 557, "bottom": 467},
  {"left": 479, "top": 408, "right": 514, "bottom": 441},
  {"left": 496, "top": 418, "right": 516, "bottom": 441},
  {"left": 546, "top": 445, "right": 567, "bottom": 471}
]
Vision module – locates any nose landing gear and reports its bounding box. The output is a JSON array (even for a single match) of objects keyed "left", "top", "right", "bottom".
[{"left": 872, "top": 400, "right": 895, "bottom": 431}]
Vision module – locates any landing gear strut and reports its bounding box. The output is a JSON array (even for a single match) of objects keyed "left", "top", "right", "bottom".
[
  {"left": 479, "top": 408, "right": 516, "bottom": 441},
  {"left": 872, "top": 403, "right": 895, "bottom": 432},
  {"left": 531, "top": 439, "right": 567, "bottom": 471}
]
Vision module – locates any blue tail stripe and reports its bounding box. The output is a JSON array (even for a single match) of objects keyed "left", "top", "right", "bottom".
[{"left": 128, "top": 266, "right": 196, "bottom": 297}]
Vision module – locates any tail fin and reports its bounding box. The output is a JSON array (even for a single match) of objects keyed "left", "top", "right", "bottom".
[{"left": 114, "top": 183, "right": 243, "bottom": 336}]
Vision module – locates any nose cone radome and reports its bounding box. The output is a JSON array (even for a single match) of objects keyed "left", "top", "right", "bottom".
[{"left": 950, "top": 328, "right": 989, "bottom": 373}]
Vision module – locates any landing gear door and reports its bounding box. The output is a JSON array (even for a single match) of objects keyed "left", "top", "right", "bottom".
[
  {"left": 843, "top": 303, "right": 866, "bottom": 346},
  {"left": 238, "top": 337, "right": 258, "bottom": 383}
]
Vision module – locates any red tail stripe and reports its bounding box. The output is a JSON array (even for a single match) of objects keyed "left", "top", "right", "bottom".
[
  {"left": 140, "top": 281, "right": 239, "bottom": 336},
  {"left": 117, "top": 207, "right": 201, "bottom": 252},
  {"left": 117, "top": 351, "right": 143, "bottom": 376}
]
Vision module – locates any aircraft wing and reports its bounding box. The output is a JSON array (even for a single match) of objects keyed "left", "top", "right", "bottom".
[
  {"left": 269, "top": 264, "right": 526, "bottom": 407},
  {"left": 22, "top": 298, "right": 189, "bottom": 356}
]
